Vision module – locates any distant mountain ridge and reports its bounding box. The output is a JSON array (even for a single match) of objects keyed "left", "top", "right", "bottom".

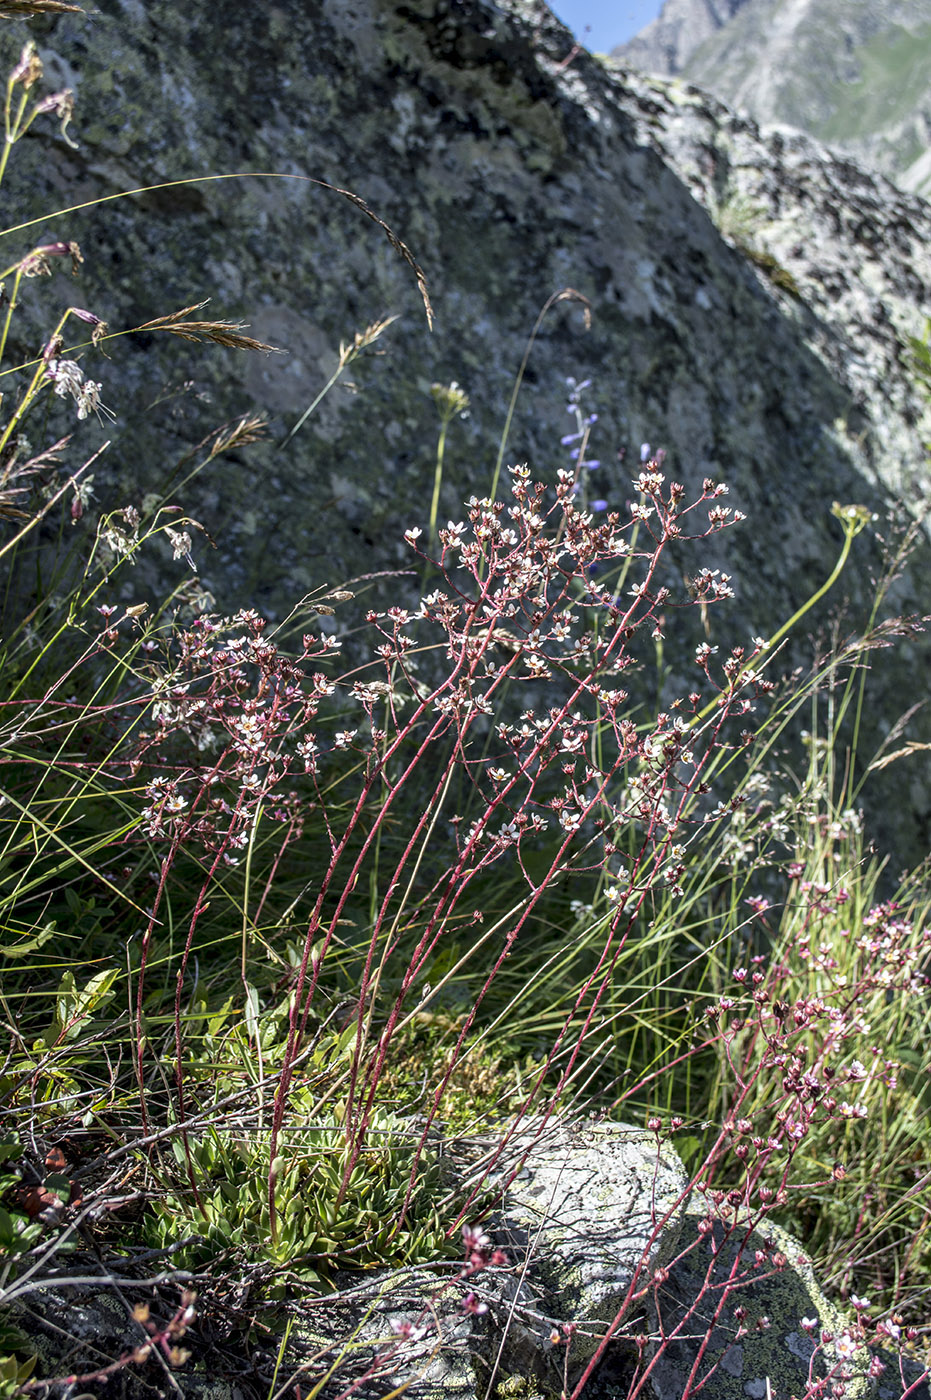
[
  {"left": 611, "top": 0, "right": 931, "bottom": 195},
  {"left": 612, "top": 0, "right": 752, "bottom": 76}
]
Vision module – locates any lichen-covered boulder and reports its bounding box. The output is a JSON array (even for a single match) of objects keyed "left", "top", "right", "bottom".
[
  {"left": 1, "top": 0, "right": 930, "bottom": 860},
  {"left": 287, "top": 1121, "right": 691, "bottom": 1398},
  {"left": 645, "top": 1214, "right": 930, "bottom": 1400},
  {"left": 288, "top": 1267, "right": 483, "bottom": 1400},
  {"left": 491, "top": 1120, "right": 690, "bottom": 1374},
  {"left": 7, "top": 1128, "right": 927, "bottom": 1399}
]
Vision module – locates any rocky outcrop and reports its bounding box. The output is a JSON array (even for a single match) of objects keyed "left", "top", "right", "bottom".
[
  {"left": 9, "top": 1122, "right": 927, "bottom": 1399},
  {"left": 2, "top": 0, "right": 931, "bottom": 860}
]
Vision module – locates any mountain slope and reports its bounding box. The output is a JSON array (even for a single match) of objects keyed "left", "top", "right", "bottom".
[
  {"left": 612, "top": 0, "right": 752, "bottom": 75},
  {"left": 612, "top": 0, "right": 931, "bottom": 194}
]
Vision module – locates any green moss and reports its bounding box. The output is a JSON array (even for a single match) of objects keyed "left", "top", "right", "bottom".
[
  {"left": 742, "top": 245, "right": 801, "bottom": 297},
  {"left": 494, "top": 1376, "right": 548, "bottom": 1400},
  {"left": 380, "top": 1011, "right": 549, "bottom": 1131}
]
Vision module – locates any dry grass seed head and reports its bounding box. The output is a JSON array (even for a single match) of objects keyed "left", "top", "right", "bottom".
[
  {"left": 137, "top": 302, "right": 284, "bottom": 354},
  {"left": 0, "top": 1, "right": 82, "bottom": 16},
  {"left": 338, "top": 315, "right": 398, "bottom": 368},
  {"left": 208, "top": 416, "right": 268, "bottom": 459}
]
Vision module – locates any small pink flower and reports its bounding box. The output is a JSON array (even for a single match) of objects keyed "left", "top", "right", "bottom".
[
  {"left": 462, "top": 1224, "right": 490, "bottom": 1255},
  {"left": 390, "top": 1319, "right": 428, "bottom": 1342}
]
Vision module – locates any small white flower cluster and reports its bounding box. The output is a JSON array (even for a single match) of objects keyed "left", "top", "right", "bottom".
[
  {"left": 141, "top": 776, "right": 187, "bottom": 838},
  {"left": 101, "top": 511, "right": 139, "bottom": 561},
  {"left": 296, "top": 734, "right": 319, "bottom": 773},
  {"left": 689, "top": 568, "right": 735, "bottom": 601},
  {"left": 44, "top": 357, "right": 114, "bottom": 423}
]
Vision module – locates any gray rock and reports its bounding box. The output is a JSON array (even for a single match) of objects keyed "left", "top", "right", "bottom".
[
  {"left": 6, "top": 1282, "right": 249, "bottom": 1400},
  {"left": 645, "top": 1214, "right": 930, "bottom": 1400},
  {"left": 490, "top": 1121, "right": 690, "bottom": 1374},
  {"left": 1, "top": 0, "right": 930, "bottom": 864},
  {"left": 7, "top": 1126, "right": 927, "bottom": 1400},
  {"left": 611, "top": 0, "right": 753, "bottom": 76},
  {"left": 288, "top": 1269, "right": 484, "bottom": 1400},
  {"left": 286, "top": 1121, "right": 690, "bottom": 1397}
]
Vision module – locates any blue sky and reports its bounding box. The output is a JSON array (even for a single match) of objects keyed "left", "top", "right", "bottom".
[{"left": 550, "top": 0, "right": 665, "bottom": 52}]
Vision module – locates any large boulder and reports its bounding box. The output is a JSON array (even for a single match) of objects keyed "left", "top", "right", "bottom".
[
  {"left": 1, "top": 0, "right": 930, "bottom": 858},
  {"left": 646, "top": 1213, "right": 930, "bottom": 1400}
]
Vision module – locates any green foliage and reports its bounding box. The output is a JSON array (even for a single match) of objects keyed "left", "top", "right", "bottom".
[
  {"left": 143, "top": 1004, "right": 453, "bottom": 1284},
  {"left": 742, "top": 245, "right": 801, "bottom": 296},
  {"left": 495, "top": 1376, "right": 548, "bottom": 1399},
  {"left": 702, "top": 819, "right": 931, "bottom": 1306},
  {"left": 0, "top": 1129, "right": 75, "bottom": 1360},
  {"left": 146, "top": 1104, "right": 450, "bottom": 1285},
  {"left": 907, "top": 321, "right": 931, "bottom": 411},
  {"left": 0, "top": 1136, "right": 43, "bottom": 1288},
  {"left": 0, "top": 1348, "right": 37, "bottom": 1400},
  {"left": 817, "top": 22, "right": 931, "bottom": 151},
  {"left": 381, "top": 1011, "right": 546, "bottom": 1130}
]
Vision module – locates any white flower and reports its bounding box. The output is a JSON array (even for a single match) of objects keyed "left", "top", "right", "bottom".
[
  {"left": 404, "top": 526, "right": 422, "bottom": 545},
  {"left": 835, "top": 1333, "right": 859, "bottom": 1360},
  {"left": 46, "top": 358, "right": 83, "bottom": 399},
  {"left": 166, "top": 527, "right": 196, "bottom": 570},
  {"left": 45, "top": 357, "right": 114, "bottom": 423},
  {"left": 76, "top": 378, "right": 113, "bottom": 422}
]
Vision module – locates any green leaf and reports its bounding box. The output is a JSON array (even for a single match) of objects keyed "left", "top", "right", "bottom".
[
  {"left": 0, "top": 919, "right": 57, "bottom": 958},
  {"left": 243, "top": 981, "right": 260, "bottom": 1047},
  {"left": 0, "top": 1207, "right": 15, "bottom": 1248},
  {"left": 0, "top": 1134, "right": 22, "bottom": 1166},
  {"left": 38, "top": 965, "right": 118, "bottom": 1045}
]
